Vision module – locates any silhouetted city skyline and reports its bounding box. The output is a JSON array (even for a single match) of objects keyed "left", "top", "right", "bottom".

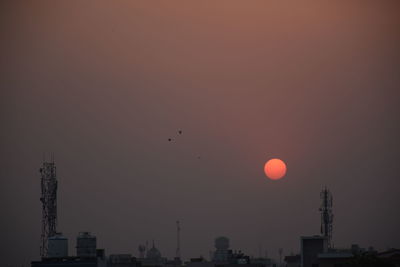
[
  {"left": 1, "top": 2, "right": 399, "bottom": 267},
  {"left": 32, "top": 160, "right": 400, "bottom": 266}
]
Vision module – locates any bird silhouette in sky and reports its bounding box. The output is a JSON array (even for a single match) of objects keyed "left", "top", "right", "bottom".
[{"left": 167, "top": 130, "right": 201, "bottom": 159}]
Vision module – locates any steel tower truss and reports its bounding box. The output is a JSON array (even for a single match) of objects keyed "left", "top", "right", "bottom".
[{"left": 39, "top": 160, "right": 58, "bottom": 257}]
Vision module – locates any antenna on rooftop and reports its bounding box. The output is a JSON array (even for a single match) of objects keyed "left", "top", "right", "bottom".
[
  {"left": 176, "top": 220, "right": 181, "bottom": 259},
  {"left": 39, "top": 155, "right": 58, "bottom": 257},
  {"left": 320, "top": 187, "right": 334, "bottom": 248}
]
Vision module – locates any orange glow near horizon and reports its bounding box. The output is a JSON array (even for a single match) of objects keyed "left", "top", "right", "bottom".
[{"left": 264, "top": 158, "right": 287, "bottom": 180}]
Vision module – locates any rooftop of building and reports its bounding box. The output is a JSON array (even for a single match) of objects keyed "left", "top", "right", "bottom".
[{"left": 318, "top": 252, "right": 354, "bottom": 259}]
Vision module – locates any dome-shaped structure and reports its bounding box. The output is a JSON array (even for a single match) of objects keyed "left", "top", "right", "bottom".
[
  {"left": 146, "top": 241, "right": 162, "bottom": 259},
  {"left": 215, "top": 236, "right": 230, "bottom": 250}
]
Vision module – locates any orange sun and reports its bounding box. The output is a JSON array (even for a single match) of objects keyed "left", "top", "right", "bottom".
[{"left": 264, "top": 158, "right": 287, "bottom": 180}]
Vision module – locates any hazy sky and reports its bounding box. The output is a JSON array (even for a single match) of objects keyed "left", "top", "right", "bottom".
[{"left": 1, "top": 1, "right": 400, "bottom": 266}]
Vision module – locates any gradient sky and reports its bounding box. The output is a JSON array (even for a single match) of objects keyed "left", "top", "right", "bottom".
[{"left": 1, "top": 1, "right": 400, "bottom": 266}]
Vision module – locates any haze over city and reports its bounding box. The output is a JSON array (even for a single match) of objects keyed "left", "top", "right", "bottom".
[{"left": 1, "top": 1, "right": 399, "bottom": 267}]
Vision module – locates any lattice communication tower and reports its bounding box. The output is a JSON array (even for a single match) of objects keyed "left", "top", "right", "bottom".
[
  {"left": 39, "top": 156, "right": 58, "bottom": 257},
  {"left": 319, "top": 187, "right": 333, "bottom": 248}
]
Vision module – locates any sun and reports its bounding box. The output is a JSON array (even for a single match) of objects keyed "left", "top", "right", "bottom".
[{"left": 264, "top": 158, "right": 287, "bottom": 180}]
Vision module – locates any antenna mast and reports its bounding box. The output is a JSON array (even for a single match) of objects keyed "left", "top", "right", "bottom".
[
  {"left": 39, "top": 156, "right": 58, "bottom": 257},
  {"left": 279, "top": 248, "right": 283, "bottom": 267},
  {"left": 319, "top": 187, "right": 333, "bottom": 248},
  {"left": 176, "top": 220, "right": 181, "bottom": 259}
]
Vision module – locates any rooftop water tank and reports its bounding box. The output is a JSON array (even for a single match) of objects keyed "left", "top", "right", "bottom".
[
  {"left": 48, "top": 233, "right": 68, "bottom": 258},
  {"left": 215, "top": 236, "right": 229, "bottom": 250},
  {"left": 76, "top": 232, "right": 96, "bottom": 258}
]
